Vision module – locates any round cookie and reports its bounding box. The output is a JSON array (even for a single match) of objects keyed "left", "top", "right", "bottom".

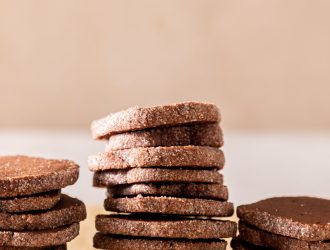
[
  {"left": 104, "top": 196, "right": 234, "bottom": 217},
  {"left": 0, "top": 223, "right": 79, "bottom": 247},
  {"left": 88, "top": 146, "right": 225, "bottom": 171},
  {"left": 237, "top": 196, "right": 330, "bottom": 241},
  {"left": 91, "top": 102, "right": 220, "bottom": 139},
  {"left": 108, "top": 183, "right": 228, "bottom": 200},
  {"left": 94, "top": 168, "right": 223, "bottom": 187},
  {"left": 0, "top": 194, "right": 86, "bottom": 231},
  {"left": 231, "top": 237, "right": 268, "bottom": 250},
  {"left": 239, "top": 221, "right": 330, "bottom": 250},
  {"left": 106, "top": 123, "right": 223, "bottom": 150},
  {"left": 96, "top": 215, "right": 237, "bottom": 239},
  {"left": 0, "top": 190, "right": 61, "bottom": 213},
  {"left": 93, "top": 233, "right": 227, "bottom": 250},
  {"left": 0, "top": 156, "right": 79, "bottom": 198}
]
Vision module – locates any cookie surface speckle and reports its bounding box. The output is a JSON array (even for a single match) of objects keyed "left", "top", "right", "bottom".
[
  {"left": 106, "top": 123, "right": 223, "bottom": 150},
  {"left": 93, "top": 233, "right": 227, "bottom": 250},
  {"left": 96, "top": 214, "right": 237, "bottom": 239},
  {"left": 91, "top": 102, "right": 220, "bottom": 139},
  {"left": 94, "top": 168, "right": 223, "bottom": 187},
  {"left": 0, "top": 156, "right": 79, "bottom": 198},
  {"left": 89, "top": 146, "right": 225, "bottom": 171},
  {"left": 0, "top": 190, "right": 61, "bottom": 213},
  {"left": 0, "top": 194, "right": 86, "bottom": 231},
  {"left": 104, "top": 196, "right": 234, "bottom": 217},
  {"left": 237, "top": 196, "right": 330, "bottom": 241}
]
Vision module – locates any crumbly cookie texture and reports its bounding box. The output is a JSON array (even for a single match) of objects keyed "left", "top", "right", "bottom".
[
  {"left": 238, "top": 221, "right": 330, "bottom": 250},
  {"left": 237, "top": 196, "right": 330, "bottom": 241},
  {"left": 96, "top": 215, "right": 237, "bottom": 239},
  {"left": 0, "top": 194, "right": 86, "bottom": 231},
  {"left": 0, "top": 156, "right": 79, "bottom": 198},
  {"left": 0, "top": 190, "right": 61, "bottom": 213},
  {"left": 89, "top": 146, "right": 225, "bottom": 171},
  {"left": 0, "top": 223, "right": 79, "bottom": 247},
  {"left": 91, "top": 102, "right": 220, "bottom": 139},
  {"left": 104, "top": 196, "right": 234, "bottom": 217},
  {"left": 93, "top": 233, "right": 227, "bottom": 250},
  {"left": 108, "top": 183, "right": 228, "bottom": 200},
  {"left": 106, "top": 123, "right": 223, "bottom": 150},
  {"left": 93, "top": 168, "right": 223, "bottom": 186}
]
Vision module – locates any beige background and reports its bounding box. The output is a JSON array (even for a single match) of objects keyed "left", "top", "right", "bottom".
[{"left": 1, "top": 0, "right": 330, "bottom": 130}]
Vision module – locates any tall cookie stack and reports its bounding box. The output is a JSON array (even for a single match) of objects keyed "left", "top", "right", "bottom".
[
  {"left": 0, "top": 156, "right": 87, "bottom": 249},
  {"left": 89, "top": 102, "right": 237, "bottom": 250},
  {"left": 232, "top": 196, "right": 330, "bottom": 250}
]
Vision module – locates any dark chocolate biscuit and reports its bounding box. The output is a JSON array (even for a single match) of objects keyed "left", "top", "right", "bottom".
[
  {"left": 0, "top": 156, "right": 79, "bottom": 198},
  {"left": 104, "top": 196, "right": 234, "bottom": 217},
  {"left": 239, "top": 221, "right": 330, "bottom": 250},
  {"left": 231, "top": 237, "right": 268, "bottom": 250},
  {"left": 237, "top": 196, "right": 330, "bottom": 241},
  {"left": 0, "top": 194, "right": 86, "bottom": 231},
  {"left": 0, "top": 245, "right": 67, "bottom": 250},
  {"left": 0, "top": 223, "right": 79, "bottom": 247},
  {"left": 0, "top": 190, "right": 61, "bottom": 213},
  {"left": 91, "top": 102, "right": 220, "bottom": 139},
  {"left": 93, "top": 233, "right": 227, "bottom": 250},
  {"left": 108, "top": 183, "right": 228, "bottom": 200},
  {"left": 93, "top": 168, "right": 223, "bottom": 187},
  {"left": 96, "top": 214, "right": 237, "bottom": 239},
  {"left": 106, "top": 123, "right": 223, "bottom": 150},
  {"left": 88, "top": 146, "right": 225, "bottom": 171}
]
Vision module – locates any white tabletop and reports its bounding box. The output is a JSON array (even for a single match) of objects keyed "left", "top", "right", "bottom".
[{"left": 0, "top": 130, "right": 329, "bottom": 205}]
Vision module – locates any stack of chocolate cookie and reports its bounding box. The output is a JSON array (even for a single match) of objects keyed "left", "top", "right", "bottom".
[
  {"left": 89, "top": 102, "right": 237, "bottom": 249},
  {"left": 0, "top": 155, "right": 87, "bottom": 249},
  {"left": 232, "top": 196, "right": 330, "bottom": 250}
]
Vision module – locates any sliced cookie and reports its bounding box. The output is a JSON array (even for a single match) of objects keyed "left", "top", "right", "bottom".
[
  {"left": 94, "top": 168, "right": 223, "bottom": 187},
  {"left": 104, "top": 196, "right": 234, "bottom": 217},
  {"left": 108, "top": 183, "right": 228, "bottom": 200},
  {"left": 106, "top": 123, "right": 223, "bottom": 150},
  {"left": 231, "top": 237, "right": 268, "bottom": 250},
  {"left": 237, "top": 196, "right": 330, "bottom": 241},
  {"left": 239, "top": 221, "right": 330, "bottom": 250},
  {"left": 0, "top": 194, "right": 86, "bottom": 231},
  {"left": 96, "top": 214, "right": 237, "bottom": 239},
  {"left": 89, "top": 146, "right": 225, "bottom": 171},
  {"left": 0, "top": 223, "right": 79, "bottom": 247},
  {"left": 0, "top": 156, "right": 79, "bottom": 198},
  {"left": 0, "top": 190, "right": 61, "bottom": 213},
  {"left": 91, "top": 102, "right": 220, "bottom": 139},
  {"left": 0, "top": 245, "right": 67, "bottom": 250},
  {"left": 94, "top": 233, "right": 227, "bottom": 250}
]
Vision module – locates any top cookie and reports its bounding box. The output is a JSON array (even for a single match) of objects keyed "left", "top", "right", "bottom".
[
  {"left": 0, "top": 156, "right": 79, "bottom": 198},
  {"left": 237, "top": 196, "right": 330, "bottom": 241},
  {"left": 91, "top": 102, "right": 220, "bottom": 139}
]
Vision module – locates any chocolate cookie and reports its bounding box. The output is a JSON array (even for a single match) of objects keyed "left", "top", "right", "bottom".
[
  {"left": 93, "top": 233, "right": 227, "bottom": 250},
  {"left": 0, "top": 245, "right": 67, "bottom": 250},
  {"left": 0, "top": 190, "right": 61, "bottom": 213},
  {"left": 104, "top": 196, "right": 234, "bottom": 217},
  {"left": 0, "top": 156, "right": 79, "bottom": 198},
  {"left": 237, "top": 196, "right": 330, "bottom": 241},
  {"left": 96, "top": 214, "right": 237, "bottom": 239},
  {"left": 93, "top": 168, "right": 223, "bottom": 187},
  {"left": 108, "top": 183, "right": 228, "bottom": 200},
  {"left": 0, "top": 223, "right": 79, "bottom": 247},
  {"left": 91, "top": 102, "right": 220, "bottom": 139},
  {"left": 239, "top": 221, "right": 330, "bottom": 250},
  {"left": 231, "top": 237, "right": 268, "bottom": 250},
  {"left": 106, "top": 123, "right": 223, "bottom": 150},
  {"left": 0, "top": 194, "right": 86, "bottom": 231},
  {"left": 89, "top": 146, "right": 225, "bottom": 171}
]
